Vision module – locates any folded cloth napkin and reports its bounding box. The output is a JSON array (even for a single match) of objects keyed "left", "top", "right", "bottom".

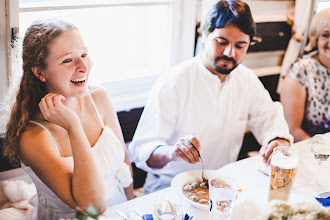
[
  {"left": 142, "top": 213, "right": 193, "bottom": 220},
  {"left": 315, "top": 196, "right": 330, "bottom": 207}
]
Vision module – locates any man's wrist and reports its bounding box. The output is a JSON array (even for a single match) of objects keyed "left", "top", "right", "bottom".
[{"left": 268, "top": 137, "right": 290, "bottom": 145}]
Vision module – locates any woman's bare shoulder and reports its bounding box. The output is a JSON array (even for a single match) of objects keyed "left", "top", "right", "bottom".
[
  {"left": 88, "top": 84, "right": 113, "bottom": 110},
  {"left": 19, "top": 122, "right": 57, "bottom": 162},
  {"left": 89, "top": 84, "right": 107, "bottom": 96}
]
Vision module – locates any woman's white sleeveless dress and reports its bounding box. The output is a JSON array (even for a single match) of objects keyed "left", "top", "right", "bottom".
[{"left": 21, "top": 95, "right": 132, "bottom": 220}]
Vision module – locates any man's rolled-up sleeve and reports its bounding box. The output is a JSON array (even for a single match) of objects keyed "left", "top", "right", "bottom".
[
  {"left": 247, "top": 75, "right": 293, "bottom": 147},
  {"left": 128, "top": 78, "right": 180, "bottom": 173}
]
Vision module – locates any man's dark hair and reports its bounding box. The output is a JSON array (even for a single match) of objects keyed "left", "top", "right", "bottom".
[{"left": 203, "top": 0, "right": 256, "bottom": 41}]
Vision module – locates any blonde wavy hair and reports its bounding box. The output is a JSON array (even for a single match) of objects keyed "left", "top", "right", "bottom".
[
  {"left": 305, "top": 8, "right": 330, "bottom": 52},
  {"left": 3, "top": 19, "right": 77, "bottom": 166}
]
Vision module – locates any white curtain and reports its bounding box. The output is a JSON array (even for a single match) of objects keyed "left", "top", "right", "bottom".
[{"left": 277, "top": 0, "right": 317, "bottom": 93}]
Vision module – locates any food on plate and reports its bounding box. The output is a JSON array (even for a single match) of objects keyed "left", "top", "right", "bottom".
[
  {"left": 182, "top": 180, "right": 243, "bottom": 206},
  {"left": 182, "top": 181, "right": 209, "bottom": 205}
]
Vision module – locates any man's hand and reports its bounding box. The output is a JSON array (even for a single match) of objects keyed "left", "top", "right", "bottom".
[
  {"left": 171, "top": 135, "right": 201, "bottom": 164},
  {"left": 146, "top": 135, "right": 202, "bottom": 169},
  {"left": 259, "top": 138, "right": 290, "bottom": 166}
]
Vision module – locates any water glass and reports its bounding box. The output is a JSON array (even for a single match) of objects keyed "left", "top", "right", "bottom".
[
  {"left": 153, "top": 191, "right": 183, "bottom": 220},
  {"left": 209, "top": 176, "right": 238, "bottom": 220}
]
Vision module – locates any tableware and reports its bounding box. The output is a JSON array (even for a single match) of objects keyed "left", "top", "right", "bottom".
[
  {"left": 153, "top": 191, "right": 183, "bottom": 220},
  {"left": 308, "top": 134, "right": 330, "bottom": 193},
  {"left": 315, "top": 192, "right": 330, "bottom": 207},
  {"left": 257, "top": 169, "right": 269, "bottom": 177},
  {"left": 115, "top": 209, "right": 129, "bottom": 219},
  {"left": 197, "top": 150, "right": 208, "bottom": 187},
  {"left": 310, "top": 134, "right": 330, "bottom": 166},
  {"left": 268, "top": 146, "right": 299, "bottom": 202},
  {"left": 209, "top": 176, "right": 238, "bottom": 220},
  {"left": 171, "top": 169, "right": 245, "bottom": 210},
  {"left": 171, "top": 169, "right": 218, "bottom": 210},
  {"left": 134, "top": 208, "right": 144, "bottom": 219},
  {"left": 192, "top": 133, "right": 208, "bottom": 186}
]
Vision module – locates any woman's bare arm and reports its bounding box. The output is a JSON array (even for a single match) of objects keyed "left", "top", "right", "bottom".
[{"left": 280, "top": 76, "right": 310, "bottom": 142}]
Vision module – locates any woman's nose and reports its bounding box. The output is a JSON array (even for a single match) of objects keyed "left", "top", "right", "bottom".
[{"left": 77, "top": 58, "right": 88, "bottom": 72}]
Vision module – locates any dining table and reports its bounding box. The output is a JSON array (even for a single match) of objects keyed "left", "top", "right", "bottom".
[{"left": 104, "top": 132, "right": 330, "bottom": 219}]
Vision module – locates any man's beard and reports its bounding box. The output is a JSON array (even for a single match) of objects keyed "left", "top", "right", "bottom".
[{"left": 212, "top": 56, "right": 238, "bottom": 75}]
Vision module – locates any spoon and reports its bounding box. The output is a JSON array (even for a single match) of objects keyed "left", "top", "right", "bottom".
[
  {"left": 197, "top": 150, "right": 208, "bottom": 188},
  {"left": 191, "top": 133, "right": 208, "bottom": 187}
]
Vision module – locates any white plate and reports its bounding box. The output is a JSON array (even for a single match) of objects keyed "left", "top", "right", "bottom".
[
  {"left": 171, "top": 169, "right": 219, "bottom": 210},
  {"left": 171, "top": 169, "right": 246, "bottom": 210}
]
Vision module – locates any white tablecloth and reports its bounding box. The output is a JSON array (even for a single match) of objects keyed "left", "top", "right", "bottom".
[{"left": 105, "top": 133, "right": 330, "bottom": 219}]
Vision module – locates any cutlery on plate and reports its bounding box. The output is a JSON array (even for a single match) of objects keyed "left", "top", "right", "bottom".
[{"left": 115, "top": 209, "right": 129, "bottom": 219}]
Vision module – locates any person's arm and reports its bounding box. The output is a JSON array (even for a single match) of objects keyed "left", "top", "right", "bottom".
[
  {"left": 280, "top": 76, "right": 310, "bottom": 142},
  {"left": 93, "top": 88, "right": 134, "bottom": 201},
  {"left": 259, "top": 138, "right": 290, "bottom": 165},
  {"left": 128, "top": 77, "right": 200, "bottom": 171},
  {"left": 20, "top": 94, "right": 106, "bottom": 213},
  {"left": 146, "top": 136, "right": 201, "bottom": 169},
  {"left": 245, "top": 72, "right": 293, "bottom": 163}
]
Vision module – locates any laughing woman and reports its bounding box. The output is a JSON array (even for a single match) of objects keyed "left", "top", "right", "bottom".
[
  {"left": 3, "top": 19, "right": 133, "bottom": 219},
  {"left": 281, "top": 8, "right": 330, "bottom": 142}
]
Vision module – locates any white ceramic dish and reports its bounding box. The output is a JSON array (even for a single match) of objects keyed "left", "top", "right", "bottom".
[
  {"left": 171, "top": 169, "right": 219, "bottom": 210},
  {"left": 171, "top": 169, "right": 246, "bottom": 210}
]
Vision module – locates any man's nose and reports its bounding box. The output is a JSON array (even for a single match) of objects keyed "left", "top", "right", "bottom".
[{"left": 223, "top": 44, "right": 235, "bottom": 58}]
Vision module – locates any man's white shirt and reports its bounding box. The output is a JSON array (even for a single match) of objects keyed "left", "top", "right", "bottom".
[{"left": 128, "top": 55, "right": 293, "bottom": 193}]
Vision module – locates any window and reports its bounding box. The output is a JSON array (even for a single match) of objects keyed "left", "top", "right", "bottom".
[
  {"left": 317, "top": 0, "right": 330, "bottom": 13},
  {"left": 16, "top": 0, "right": 197, "bottom": 111}
]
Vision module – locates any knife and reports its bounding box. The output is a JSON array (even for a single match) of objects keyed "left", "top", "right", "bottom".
[{"left": 115, "top": 209, "right": 129, "bottom": 219}]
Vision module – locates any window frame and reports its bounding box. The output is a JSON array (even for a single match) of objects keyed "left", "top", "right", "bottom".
[{"left": 2, "top": 0, "right": 197, "bottom": 111}]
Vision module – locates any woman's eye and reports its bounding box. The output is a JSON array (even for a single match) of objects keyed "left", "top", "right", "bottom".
[
  {"left": 321, "top": 34, "right": 330, "bottom": 39},
  {"left": 81, "top": 53, "right": 88, "bottom": 58},
  {"left": 63, "top": 59, "right": 72, "bottom": 63}
]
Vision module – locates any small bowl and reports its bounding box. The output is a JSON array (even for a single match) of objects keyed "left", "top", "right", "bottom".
[
  {"left": 171, "top": 169, "right": 219, "bottom": 210},
  {"left": 171, "top": 169, "right": 246, "bottom": 210},
  {"left": 315, "top": 192, "right": 330, "bottom": 207}
]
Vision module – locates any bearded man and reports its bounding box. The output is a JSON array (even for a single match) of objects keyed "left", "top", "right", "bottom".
[{"left": 129, "top": 0, "right": 293, "bottom": 194}]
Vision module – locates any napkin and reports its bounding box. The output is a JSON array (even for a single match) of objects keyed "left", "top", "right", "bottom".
[
  {"left": 142, "top": 213, "right": 193, "bottom": 220},
  {"left": 315, "top": 196, "right": 330, "bottom": 207}
]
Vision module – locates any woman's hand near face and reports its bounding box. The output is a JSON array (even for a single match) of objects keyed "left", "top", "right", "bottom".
[{"left": 39, "top": 93, "right": 80, "bottom": 131}]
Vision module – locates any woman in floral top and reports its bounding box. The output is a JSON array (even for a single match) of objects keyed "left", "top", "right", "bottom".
[{"left": 281, "top": 8, "right": 330, "bottom": 142}]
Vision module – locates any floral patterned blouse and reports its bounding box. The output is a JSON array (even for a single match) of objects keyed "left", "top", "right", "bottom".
[{"left": 286, "top": 51, "right": 330, "bottom": 136}]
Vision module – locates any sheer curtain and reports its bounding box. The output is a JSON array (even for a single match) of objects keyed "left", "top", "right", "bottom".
[{"left": 277, "top": 0, "right": 317, "bottom": 93}]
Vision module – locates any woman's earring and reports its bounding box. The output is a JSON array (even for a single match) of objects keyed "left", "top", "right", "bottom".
[{"left": 41, "top": 77, "right": 46, "bottom": 82}]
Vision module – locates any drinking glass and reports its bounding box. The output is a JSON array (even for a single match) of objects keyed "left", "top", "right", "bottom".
[
  {"left": 310, "top": 134, "right": 330, "bottom": 166},
  {"left": 153, "top": 191, "right": 183, "bottom": 220},
  {"left": 209, "top": 176, "right": 238, "bottom": 220},
  {"left": 309, "top": 134, "right": 330, "bottom": 192},
  {"left": 268, "top": 146, "right": 299, "bottom": 202}
]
